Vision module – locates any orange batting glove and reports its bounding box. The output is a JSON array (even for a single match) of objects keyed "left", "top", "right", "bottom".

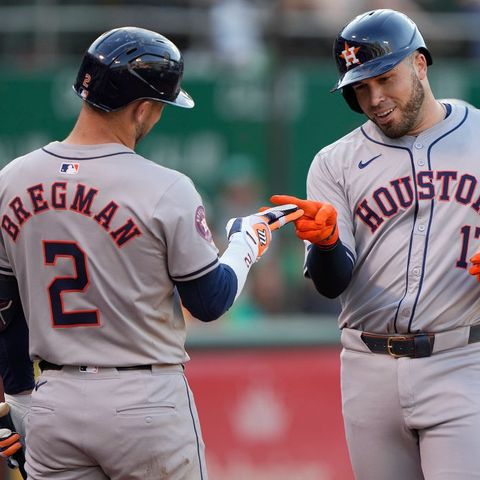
[
  {"left": 270, "top": 194, "right": 339, "bottom": 248},
  {"left": 0, "top": 428, "right": 21, "bottom": 459},
  {"left": 469, "top": 252, "right": 480, "bottom": 281}
]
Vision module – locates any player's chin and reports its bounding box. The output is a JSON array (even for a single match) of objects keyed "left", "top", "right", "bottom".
[
  {"left": 372, "top": 115, "right": 406, "bottom": 138},
  {"left": 378, "top": 124, "right": 405, "bottom": 139}
]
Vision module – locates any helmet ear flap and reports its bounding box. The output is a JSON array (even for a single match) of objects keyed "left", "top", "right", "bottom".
[{"left": 342, "top": 87, "right": 363, "bottom": 113}]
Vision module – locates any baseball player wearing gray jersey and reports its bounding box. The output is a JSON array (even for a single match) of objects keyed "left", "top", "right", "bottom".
[
  {"left": 271, "top": 9, "right": 480, "bottom": 480},
  {"left": 0, "top": 27, "right": 301, "bottom": 480}
]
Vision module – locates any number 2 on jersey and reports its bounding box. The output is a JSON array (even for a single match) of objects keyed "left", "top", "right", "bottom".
[{"left": 43, "top": 241, "right": 99, "bottom": 327}]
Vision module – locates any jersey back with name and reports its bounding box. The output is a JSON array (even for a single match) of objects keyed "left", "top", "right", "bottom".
[{"left": 0, "top": 142, "right": 219, "bottom": 366}]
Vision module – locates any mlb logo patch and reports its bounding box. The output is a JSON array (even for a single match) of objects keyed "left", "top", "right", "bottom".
[{"left": 59, "top": 162, "right": 79, "bottom": 175}]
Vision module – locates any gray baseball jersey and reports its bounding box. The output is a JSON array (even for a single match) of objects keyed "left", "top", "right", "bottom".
[
  {"left": 0, "top": 141, "right": 219, "bottom": 366},
  {"left": 308, "top": 103, "right": 480, "bottom": 334}
]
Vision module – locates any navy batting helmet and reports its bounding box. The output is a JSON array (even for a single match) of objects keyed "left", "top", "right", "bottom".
[
  {"left": 73, "top": 27, "right": 194, "bottom": 112},
  {"left": 331, "top": 9, "right": 432, "bottom": 113}
]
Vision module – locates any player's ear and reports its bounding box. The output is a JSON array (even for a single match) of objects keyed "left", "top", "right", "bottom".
[
  {"left": 132, "top": 100, "right": 153, "bottom": 124},
  {"left": 413, "top": 51, "right": 428, "bottom": 80}
]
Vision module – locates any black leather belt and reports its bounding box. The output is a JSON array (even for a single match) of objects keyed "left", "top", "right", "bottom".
[
  {"left": 361, "top": 324, "right": 480, "bottom": 358},
  {"left": 39, "top": 360, "right": 152, "bottom": 372}
]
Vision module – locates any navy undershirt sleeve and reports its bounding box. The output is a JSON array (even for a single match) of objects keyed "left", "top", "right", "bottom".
[
  {"left": 306, "top": 241, "right": 354, "bottom": 298},
  {"left": 0, "top": 274, "right": 35, "bottom": 394},
  {"left": 175, "top": 264, "right": 238, "bottom": 322}
]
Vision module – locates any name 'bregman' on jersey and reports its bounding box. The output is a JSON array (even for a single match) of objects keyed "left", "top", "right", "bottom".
[
  {"left": 0, "top": 142, "right": 219, "bottom": 366},
  {"left": 308, "top": 103, "right": 480, "bottom": 334}
]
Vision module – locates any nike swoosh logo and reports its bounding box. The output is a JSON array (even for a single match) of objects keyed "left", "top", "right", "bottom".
[
  {"left": 358, "top": 154, "right": 382, "bottom": 169},
  {"left": 35, "top": 380, "right": 47, "bottom": 391}
]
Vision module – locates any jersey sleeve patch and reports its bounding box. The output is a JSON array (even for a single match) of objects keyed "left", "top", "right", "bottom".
[{"left": 194, "top": 206, "right": 213, "bottom": 242}]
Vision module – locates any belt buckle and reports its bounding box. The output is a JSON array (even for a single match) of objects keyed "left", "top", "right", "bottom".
[{"left": 387, "top": 336, "right": 408, "bottom": 358}]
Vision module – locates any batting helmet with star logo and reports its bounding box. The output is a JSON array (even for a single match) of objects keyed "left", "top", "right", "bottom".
[{"left": 331, "top": 9, "right": 432, "bottom": 113}]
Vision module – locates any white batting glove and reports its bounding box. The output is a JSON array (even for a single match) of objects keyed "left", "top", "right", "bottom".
[
  {"left": 257, "top": 204, "right": 304, "bottom": 231},
  {"left": 226, "top": 203, "right": 303, "bottom": 264},
  {"left": 226, "top": 215, "right": 271, "bottom": 264},
  {"left": 221, "top": 204, "right": 303, "bottom": 301}
]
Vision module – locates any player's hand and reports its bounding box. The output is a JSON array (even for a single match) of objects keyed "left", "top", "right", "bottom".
[
  {"left": 0, "top": 402, "right": 26, "bottom": 477},
  {"left": 226, "top": 214, "right": 272, "bottom": 262},
  {"left": 0, "top": 428, "right": 21, "bottom": 460},
  {"left": 257, "top": 204, "right": 304, "bottom": 231},
  {"left": 226, "top": 204, "right": 303, "bottom": 263},
  {"left": 270, "top": 194, "right": 339, "bottom": 248},
  {"left": 469, "top": 252, "right": 480, "bottom": 281}
]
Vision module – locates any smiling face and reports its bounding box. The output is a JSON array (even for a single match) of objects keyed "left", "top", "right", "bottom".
[{"left": 352, "top": 53, "right": 429, "bottom": 138}]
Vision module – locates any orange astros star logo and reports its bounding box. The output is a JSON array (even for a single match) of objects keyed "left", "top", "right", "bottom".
[{"left": 340, "top": 42, "right": 361, "bottom": 68}]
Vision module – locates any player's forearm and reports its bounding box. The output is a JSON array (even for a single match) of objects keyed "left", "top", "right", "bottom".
[
  {"left": 0, "top": 339, "right": 34, "bottom": 395},
  {"left": 306, "top": 242, "right": 353, "bottom": 298},
  {"left": 0, "top": 274, "right": 35, "bottom": 394},
  {"left": 177, "top": 204, "right": 302, "bottom": 321},
  {"left": 175, "top": 264, "right": 237, "bottom": 322}
]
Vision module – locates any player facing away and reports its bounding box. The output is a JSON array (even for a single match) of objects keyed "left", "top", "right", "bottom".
[
  {"left": 0, "top": 27, "right": 301, "bottom": 479},
  {"left": 270, "top": 9, "right": 480, "bottom": 480}
]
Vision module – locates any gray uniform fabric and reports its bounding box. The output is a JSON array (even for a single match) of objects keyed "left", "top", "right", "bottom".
[
  {"left": 0, "top": 141, "right": 218, "bottom": 479},
  {"left": 306, "top": 104, "right": 480, "bottom": 479},
  {"left": 27, "top": 365, "right": 207, "bottom": 480},
  {"left": 309, "top": 105, "right": 480, "bottom": 333},
  {"left": 0, "top": 141, "right": 219, "bottom": 366}
]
